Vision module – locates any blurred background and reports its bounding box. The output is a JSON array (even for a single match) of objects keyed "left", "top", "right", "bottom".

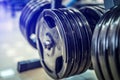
[{"left": 0, "top": 0, "right": 103, "bottom": 80}]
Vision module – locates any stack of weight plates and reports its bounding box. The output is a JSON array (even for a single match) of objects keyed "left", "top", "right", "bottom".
[
  {"left": 36, "top": 6, "right": 104, "bottom": 79},
  {"left": 19, "top": 0, "right": 51, "bottom": 48},
  {"left": 91, "top": 5, "right": 120, "bottom": 80}
]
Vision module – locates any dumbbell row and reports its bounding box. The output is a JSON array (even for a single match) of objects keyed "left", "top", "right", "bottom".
[
  {"left": 36, "top": 6, "right": 104, "bottom": 79},
  {"left": 19, "top": 0, "right": 120, "bottom": 80}
]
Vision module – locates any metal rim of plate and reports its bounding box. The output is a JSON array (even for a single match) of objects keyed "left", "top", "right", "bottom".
[
  {"left": 36, "top": 10, "right": 66, "bottom": 79},
  {"left": 62, "top": 8, "right": 83, "bottom": 76},
  {"left": 107, "top": 6, "right": 120, "bottom": 80},
  {"left": 54, "top": 9, "right": 76, "bottom": 78},
  {"left": 91, "top": 7, "right": 113, "bottom": 80},
  {"left": 36, "top": 9, "right": 74, "bottom": 79},
  {"left": 97, "top": 7, "right": 115, "bottom": 80},
  {"left": 79, "top": 6, "right": 103, "bottom": 33}
]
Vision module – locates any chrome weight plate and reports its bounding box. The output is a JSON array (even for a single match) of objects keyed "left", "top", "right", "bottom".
[{"left": 36, "top": 9, "right": 75, "bottom": 79}]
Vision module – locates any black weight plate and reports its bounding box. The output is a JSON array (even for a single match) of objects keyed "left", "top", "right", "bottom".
[
  {"left": 20, "top": 0, "right": 42, "bottom": 42},
  {"left": 59, "top": 9, "right": 77, "bottom": 76},
  {"left": 24, "top": 0, "right": 46, "bottom": 26},
  {"left": 53, "top": 9, "right": 75, "bottom": 77},
  {"left": 62, "top": 8, "right": 82, "bottom": 76},
  {"left": 25, "top": 2, "right": 51, "bottom": 48},
  {"left": 69, "top": 8, "right": 89, "bottom": 75},
  {"left": 118, "top": 20, "right": 120, "bottom": 74},
  {"left": 22, "top": 0, "right": 41, "bottom": 26},
  {"left": 70, "top": 8, "right": 91, "bottom": 74},
  {"left": 91, "top": 8, "right": 114, "bottom": 80},
  {"left": 23, "top": 1, "right": 38, "bottom": 26},
  {"left": 36, "top": 9, "right": 69, "bottom": 79},
  {"left": 20, "top": 1, "right": 34, "bottom": 36},
  {"left": 75, "top": 9, "right": 92, "bottom": 73},
  {"left": 24, "top": 1, "right": 49, "bottom": 25},
  {"left": 97, "top": 7, "right": 114, "bottom": 80},
  {"left": 107, "top": 6, "right": 120, "bottom": 80},
  {"left": 80, "top": 6, "right": 102, "bottom": 33}
]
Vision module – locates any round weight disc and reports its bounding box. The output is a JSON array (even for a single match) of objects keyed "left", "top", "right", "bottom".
[
  {"left": 62, "top": 8, "right": 83, "bottom": 76},
  {"left": 97, "top": 8, "right": 114, "bottom": 80},
  {"left": 72, "top": 9, "right": 91, "bottom": 74},
  {"left": 36, "top": 9, "right": 75, "bottom": 79},
  {"left": 107, "top": 6, "right": 120, "bottom": 80},
  {"left": 91, "top": 8, "right": 113, "bottom": 80},
  {"left": 54, "top": 9, "right": 75, "bottom": 78},
  {"left": 25, "top": 2, "right": 51, "bottom": 48}
]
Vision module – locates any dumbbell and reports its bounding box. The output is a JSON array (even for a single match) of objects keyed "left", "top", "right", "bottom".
[
  {"left": 19, "top": 0, "right": 63, "bottom": 49},
  {"left": 36, "top": 6, "right": 104, "bottom": 79},
  {"left": 91, "top": 5, "right": 120, "bottom": 80}
]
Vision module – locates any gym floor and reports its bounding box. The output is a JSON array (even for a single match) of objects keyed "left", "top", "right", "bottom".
[{"left": 0, "top": 4, "right": 98, "bottom": 80}]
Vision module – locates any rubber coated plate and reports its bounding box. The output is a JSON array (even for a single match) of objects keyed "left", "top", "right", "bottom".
[
  {"left": 36, "top": 9, "right": 75, "bottom": 79},
  {"left": 97, "top": 8, "right": 114, "bottom": 80},
  {"left": 62, "top": 8, "right": 81, "bottom": 76},
  {"left": 107, "top": 6, "right": 120, "bottom": 80},
  {"left": 91, "top": 8, "right": 113, "bottom": 80},
  {"left": 70, "top": 8, "right": 91, "bottom": 74},
  {"left": 56, "top": 9, "right": 75, "bottom": 77},
  {"left": 80, "top": 6, "right": 102, "bottom": 32},
  {"left": 25, "top": 2, "right": 51, "bottom": 48},
  {"left": 76, "top": 9, "right": 92, "bottom": 73}
]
